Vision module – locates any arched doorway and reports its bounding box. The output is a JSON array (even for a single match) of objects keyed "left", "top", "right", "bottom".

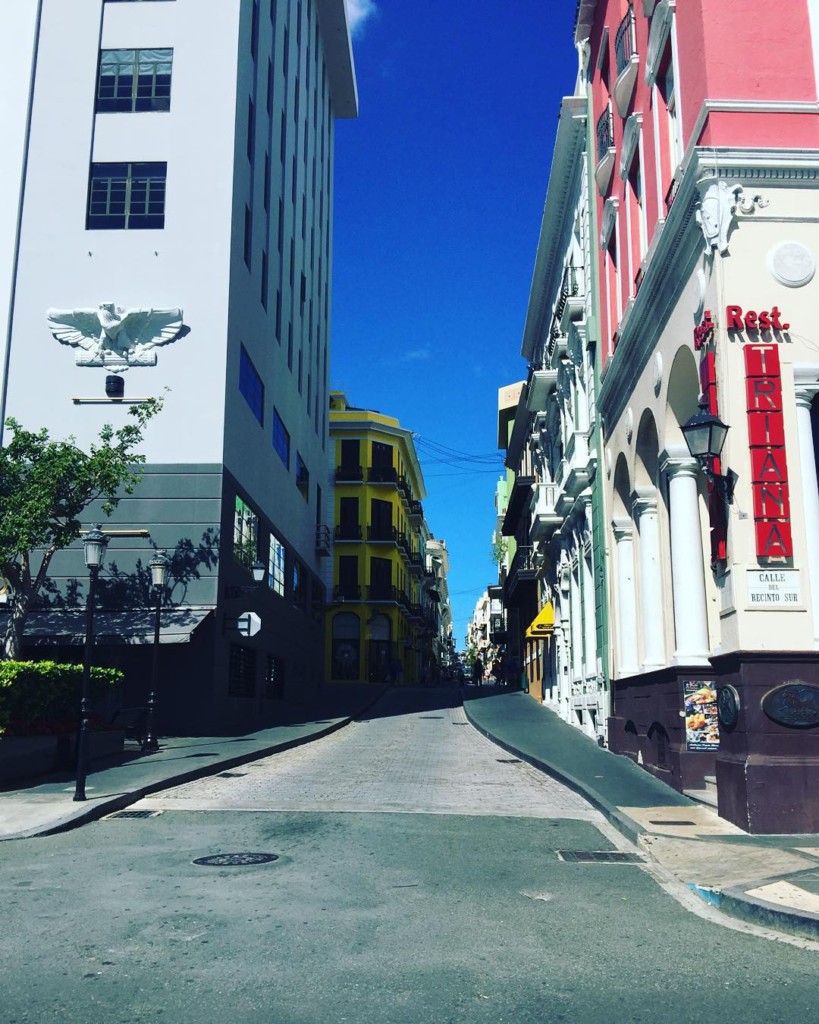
[
  {"left": 367, "top": 613, "right": 392, "bottom": 683},
  {"left": 331, "top": 612, "right": 360, "bottom": 681}
]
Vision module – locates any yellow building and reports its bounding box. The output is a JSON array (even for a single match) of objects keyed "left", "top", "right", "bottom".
[{"left": 327, "top": 392, "right": 437, "bottom": 684}]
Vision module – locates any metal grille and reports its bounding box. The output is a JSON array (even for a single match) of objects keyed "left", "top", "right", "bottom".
[
  {"left": 108, "top": 810, "right": 161, "bottom": 819},
  {"left": 193, "top": 852, "right": 279, "bottom": 867},
  {"left": 558, "top": 850, "right": 643, "bottom": 864}
]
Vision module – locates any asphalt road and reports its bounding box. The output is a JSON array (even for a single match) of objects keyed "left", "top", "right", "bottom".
[{"left": 2, "top": 688, "right": 817, "bottom": 1024}]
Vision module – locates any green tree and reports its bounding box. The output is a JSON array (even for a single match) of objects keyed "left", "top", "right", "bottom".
[{"left": 0, "top": 400, "right": 162, "bottom": 660}]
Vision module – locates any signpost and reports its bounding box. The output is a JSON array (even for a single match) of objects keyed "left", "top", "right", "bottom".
[{"left": 225, "top": 610, "right": 261, "bottom": 637}]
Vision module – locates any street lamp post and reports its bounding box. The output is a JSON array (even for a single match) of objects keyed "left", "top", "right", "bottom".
[
  {"left": 74, "top": 525, "right": 109, "bottom": 802},
  {"left": 142, "top": 550, "right": 170, "bottom": 752}
]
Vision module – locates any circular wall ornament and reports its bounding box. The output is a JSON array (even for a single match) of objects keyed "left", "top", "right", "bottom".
[
  {"left": 625, "top": 408, "right": 634, "bottom": 444},
  {"left": 768, "top": 241, "right": 815, "bottom": 288},
  {"left": 652, "top": 353, "right": 663, "bottom": 396},
  {"left": 717, "top": 685, "right": 740, "bottom": 729}
]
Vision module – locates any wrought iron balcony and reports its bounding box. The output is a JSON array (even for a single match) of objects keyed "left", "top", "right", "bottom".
[
  {"left": 333, "top": 584, "right": 361, "bottom": 601},
  {"left": 614, "top": 6, "right": 639, "bottom": 115},
  {"left": 335, "top": 523, "right": 363, "bottom": 541},
  {"left": 367, "top": 524, "right": 396, "bottom": 543},
  {"left": 368, "top": 466, "right": 398, "bottom": 484},
  {"left": 315, "top": 524, "right": 332, "bottom": 555},
  {"left": 596, "top": 106, "right": 613, "bottom": 163},
  {"left": 336, "top": 464, "right": 363, "bottom": 482}
]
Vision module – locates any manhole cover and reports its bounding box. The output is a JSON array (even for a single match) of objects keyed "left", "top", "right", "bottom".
[
  {"left": 649, "top": 819, "right": 697, "bottom": 826},
  {"left": 557, "top": 850, "right": 642, "bottom": 864},
  {"left": 217, "top": 772, "right": 247, "bottom": 778},
  {"left": 496, "top": 758, "right": 522, "bottom": 764},
  {"left": 185, "top": 752, "right": 218, "bottom": 758},
  {"left": 108, "top": 810, "right": 161, "bottom": 819},
  {"left": 193, "top": 852, "right": 280, "bottom": 867}
]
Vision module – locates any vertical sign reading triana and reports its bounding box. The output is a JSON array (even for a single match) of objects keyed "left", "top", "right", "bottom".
[{"left": 745, "top": 345, "right": 792, "bottom": 559}]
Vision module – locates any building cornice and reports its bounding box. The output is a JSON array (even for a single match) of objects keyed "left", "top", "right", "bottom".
[
  {"left": 521, "top": 94, "right": 587, "bottom": 363},
  {"left": 316, "top": 0, "right": 358, "bottom": 119}
]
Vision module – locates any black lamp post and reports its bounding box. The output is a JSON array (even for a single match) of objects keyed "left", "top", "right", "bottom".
[
  {"left": 74, "top": 525, "right": 108, "bottom": 802},
  {"left": 681, "top": 406, "right": 736, "bottom": 501},
  {"left": 142, "top": 549, "right": 170, "bottom": 752}
]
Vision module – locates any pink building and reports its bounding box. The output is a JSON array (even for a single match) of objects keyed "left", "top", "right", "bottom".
[{"left": 576, "top": 0, "right": 819, "bottom": 832}]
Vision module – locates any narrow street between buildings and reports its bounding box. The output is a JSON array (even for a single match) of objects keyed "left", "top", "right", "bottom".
[{"left": 2, "top": 688, "right": 817, "bottom": 1024}]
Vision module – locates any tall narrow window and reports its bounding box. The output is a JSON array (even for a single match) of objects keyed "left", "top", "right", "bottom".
[
  {"left": 96, "top": 49, "right": 173, "bottom": 113},
  {"left": 233, "top": 495, "right": 259, "bottom": 566},
  {"left": 272, "top": 408, "right": 290, "bottom": 467},
  {"left": 87, "top": 162, "right": 166, "bottom": 230},
  {"left": 239, "top": 345, "right": 264, "bottom": 424},
  {"left": 268, "top": 531, "right": 286, "bottom": 596},
  {"left": 244, "top": 205, "right": 253, "bottom": 267},
  {"left": 261, "top": 249, "right": 269, "bottom": 310}
]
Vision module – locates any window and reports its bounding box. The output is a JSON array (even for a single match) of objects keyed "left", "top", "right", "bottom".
[
  {"left": 233, "top": 495, "right": 259, "bottom": 566},
  {"left": 239, "top": 345, "right": 264, "bottom": 424},
  {"left": 296, "top": 452, "right": 309, "bottom": 497},
  {"left": 87, "top": 162, "right": 166, "bottom": 230},
  {"left": 268, "top": 532, "right": 286, "bottom": 596},
  {"left": 96, "top": 49, "right": 172, "bottom": 113},
  {"left": 272, "top": 408, "right": 290, "bottom": 467},
  {"left": 293, "top": 558, "right": 306, "bottom": 610},
  {"left": 261, "top": 249, "right": 269, "bottom": 309},
  {"left": 228, "top": 644, "right": 257, "bottom": 698},
  {"left": 247, "top": 98, "right": 255, "bottom": 161},
  {"left": 265, "top": 656, "right": 285, "bottom": 700},
  {"left": 244, "top": 204, "right": 252, "bottom": 267}
]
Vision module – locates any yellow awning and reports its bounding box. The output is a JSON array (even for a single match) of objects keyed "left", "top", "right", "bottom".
[{"left": 526, "top": 602, "right": 554, "bottom": 638}]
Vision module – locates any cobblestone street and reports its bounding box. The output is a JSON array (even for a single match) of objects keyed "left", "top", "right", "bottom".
[{"left": 141, "top": 690, "right": 601, "bottom": 820}]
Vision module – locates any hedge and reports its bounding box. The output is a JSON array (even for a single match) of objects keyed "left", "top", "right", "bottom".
[{"left": 0, "top": 661, "right": 124, "bottom": 735}]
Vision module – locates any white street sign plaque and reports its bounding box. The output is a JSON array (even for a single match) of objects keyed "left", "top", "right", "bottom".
[{"left": 746, "top": 569, "right": 801, "bottom": 607}]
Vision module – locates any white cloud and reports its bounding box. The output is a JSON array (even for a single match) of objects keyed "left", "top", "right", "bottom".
[
  {"left": 399, "top": 348, "right": 432, "bottom": 363},
  {"left": 345, "top": 0, "right": 377, "bottom": 37}
]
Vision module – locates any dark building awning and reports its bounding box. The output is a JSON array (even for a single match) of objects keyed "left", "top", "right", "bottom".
[{"left": 1, "top": 608, "right": 213, "bottom": 646}]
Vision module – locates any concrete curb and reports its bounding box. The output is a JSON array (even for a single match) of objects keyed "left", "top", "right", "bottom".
[
  {"left": 462, "top": 695, "right": 646, "bottom": 844},
  {"left": 462, "top": 693, "right": 819, "bottom": 942}
]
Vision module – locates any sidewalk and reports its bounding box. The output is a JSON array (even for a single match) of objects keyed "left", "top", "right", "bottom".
[
  {"left": 0, "top": 683, "right": 388, "bottom": 842},
  {"left": 464, "top": 687, "right": 819, "bottom": 942}
]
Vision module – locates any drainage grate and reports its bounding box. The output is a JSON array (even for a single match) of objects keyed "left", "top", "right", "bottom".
[
  {"left": 419, "top": 716, "right": 443, "bottom": 719},
  {"left": 496, "top": 758, "right": 522, "bottom": 764},
  {"left": 649, "top": 819, "right": 697, "bottom": 826},
  {"left": 193, "top": 852, "right": 279, "bottom": 867},
  {"left": 108, "top": 810, "right": 161, "bottom": 820},
  {"left": 558, "top": 850, "right": 643, "bottom": 864},
  {"left": 217, "top": 772, "right": 248, "bottom": 779}
]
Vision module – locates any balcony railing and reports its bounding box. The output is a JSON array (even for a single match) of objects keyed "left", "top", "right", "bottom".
[
  {"left": 336, "top": 464, "right": 363, "bottom": 482},
  {"left": 335, "top": 523, "right": 362, "bottom": 541},
  {"left": 334, "top": 584, "right": 361, "bottom": 601},
  {"left": 368, "top": 466, "right": 398, "bottom": 484},
  {"left": 367, "top": 584, "right": 398, "bottom": 602},
  {"left": 315, "top": 524, "right": 332, "bottom": 555},
  {"left": 596, "top": 107, "right": 613, "bottom": 163},
  {"left": 368, "top": 524, "right": 396, "bottom": 542},
  {"left": 614, "top": 6, "right": 635, "bottom": 75},
  {"left": 409, "top": 500, "right": 424, "bottom": 520}
]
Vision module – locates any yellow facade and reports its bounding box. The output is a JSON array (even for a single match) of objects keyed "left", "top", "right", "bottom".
[{"left": 326, "top": 392, "right": 435, "bottom": 684}]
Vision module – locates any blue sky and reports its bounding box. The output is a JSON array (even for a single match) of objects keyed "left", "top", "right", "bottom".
[{"left": 332, "top": 1, "right": 579, "bottom": 645}]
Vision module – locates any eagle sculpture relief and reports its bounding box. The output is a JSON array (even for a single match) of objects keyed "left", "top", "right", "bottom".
[{"left": 46, "top": 302, "right": 184, "bottom": 369}]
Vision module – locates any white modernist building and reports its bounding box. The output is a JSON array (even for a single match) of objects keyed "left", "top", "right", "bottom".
[{"left": 0, "top": 0, "right": 357, "bottom": 733}]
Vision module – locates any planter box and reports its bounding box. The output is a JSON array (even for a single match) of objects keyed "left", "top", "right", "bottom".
[{"left": 0, "top": 730, "right": 125, "bottom": 786}]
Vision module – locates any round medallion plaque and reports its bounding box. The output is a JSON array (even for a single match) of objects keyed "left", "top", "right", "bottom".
[
  {"left": 768, "top": 241, "right": 816, "bottom": 288},
  {"left": 761, "top": 682, "right": 819, "bottom": 728},
  {"left": 717, "top": 685, "right": 740, "bottom": 729}
]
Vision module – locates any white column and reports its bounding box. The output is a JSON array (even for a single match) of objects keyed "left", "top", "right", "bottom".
[
  {"left": 661, "top": 446, "right": 710, "bottom": 664},
  {"left": 632, "top": 487, "right": 665, "bottom": 667},
  {"left": 794, "top": 365, "right": 819, "bottom": 646},
  {"left": 612, "top": 517, "right": 639, "bottom": 674}
]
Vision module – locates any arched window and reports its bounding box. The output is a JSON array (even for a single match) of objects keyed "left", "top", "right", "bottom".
[{"left": 331, "top": 612, "right": 360, "bottom": 680}]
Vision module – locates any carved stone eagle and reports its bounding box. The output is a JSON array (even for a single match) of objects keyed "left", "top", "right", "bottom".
[{"left": 46, "top": 302, "right": 184, "bottom": 369}]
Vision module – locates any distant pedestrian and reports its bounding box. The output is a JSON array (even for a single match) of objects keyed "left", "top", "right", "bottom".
[
  {"left": 472, "top": 657, "right": 484, "bottom": 687},
  {"left": 491, "top": 658, "right": 502, "bottom": 685},
  {"left": 505, "top": 653, "right": 520, "bottom": 690}
]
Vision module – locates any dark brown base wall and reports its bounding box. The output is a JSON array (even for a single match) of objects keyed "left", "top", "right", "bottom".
[
  {"left": 608, "top": 665, "right": 717, "bottom": 793},
  {"left": 611, "top": 653, "right": 819, "bottom": 834},
  {"left": 712, "top": 651, "right": 819, "bottom": 834}
]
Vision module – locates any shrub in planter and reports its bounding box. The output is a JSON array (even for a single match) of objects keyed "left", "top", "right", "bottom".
[{"left": 0, "top": 661, "right": 123, "bottom": 736}]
